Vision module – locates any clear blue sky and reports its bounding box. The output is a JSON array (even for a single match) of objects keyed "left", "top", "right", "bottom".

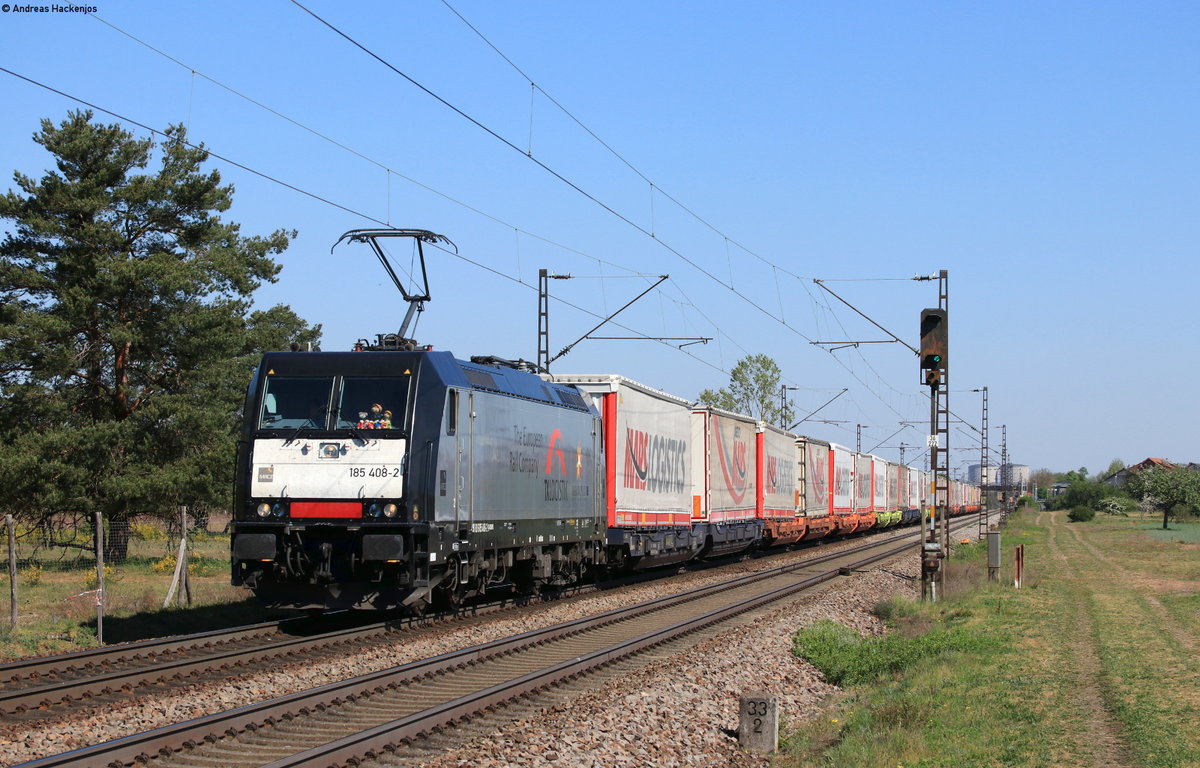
[{"left": 2, "top": 1, "right": 1197, "bottom": 477}]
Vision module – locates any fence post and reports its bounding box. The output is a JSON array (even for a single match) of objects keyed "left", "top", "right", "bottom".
[
  {"left": 181, "top": 507, "right": 192, "bottom": 607},
  {"left": 987, "top": 531, "right": 1001, "bottom": 583},
  {"left": 1014, "top": 543, "right": 1024, "bottom": 589},
  {"left": 94, "top": 510, "right": 105, "bottom": 645},
  {"left": 6, "top": 514, "right": 16, "bottom": 631}
]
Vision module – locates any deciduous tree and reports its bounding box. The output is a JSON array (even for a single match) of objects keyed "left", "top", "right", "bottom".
[
  {"left": 697, "top": 353, "right": 792, "bottom": 426},
  {"left": 1127, "top": 466, "right": 1200, "bottom": 530}
]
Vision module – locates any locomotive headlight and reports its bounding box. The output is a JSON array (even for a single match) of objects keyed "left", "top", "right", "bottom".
[
  {"left": 256, "top": 503, "right": 272, "bottom": 518},
  {"left": 368, "top": 503, "right": 382, "bottom": 518},
  {"left": 383, "top": 503, "right": 399, "bottom": 518},
  {"left": 272, "top": 503, "right": 287, "bottom": 518}
]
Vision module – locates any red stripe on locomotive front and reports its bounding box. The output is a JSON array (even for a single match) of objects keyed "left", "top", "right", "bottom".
[{"left": 291, "top": 502, "right": 360, "bottom": 519}]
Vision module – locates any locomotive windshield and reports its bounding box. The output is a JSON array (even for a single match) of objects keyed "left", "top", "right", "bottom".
[
  {"left": 257, "top": 375, "right": 410, "bottom": 432},
  {"left": 259, "top": 377, "right": 334, "bottom": 429},
  {"left": 335, "top": 377, "right": 410, "bottom": 431}
]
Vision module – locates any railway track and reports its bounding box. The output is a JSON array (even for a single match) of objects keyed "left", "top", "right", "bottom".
[
  {"left": 0, "top": 578, "right": 614, "bottom": 720},
  {"left": 0, "top": 614, "right": 399, "bottom": 720},
  {"left": 0, "top": 519, "right": 932, "bottom": 721},
  {"left": 15, "top": 514, "right": 991, "bottom": 768}
]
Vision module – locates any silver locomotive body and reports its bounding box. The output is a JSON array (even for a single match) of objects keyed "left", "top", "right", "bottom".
[{"left": 232, "top": 350, "right": 603, "bottom": 610}]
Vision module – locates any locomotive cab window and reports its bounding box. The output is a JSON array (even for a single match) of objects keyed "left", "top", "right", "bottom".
[
  {"left": 446, "top": 389, "right": 459, "bottom": 435},
  {"left": 259, "top": 377, "right": 334, "bottom": 430},
  {"left": 336, "top": 377, "right": 410, "bottom": 432}
]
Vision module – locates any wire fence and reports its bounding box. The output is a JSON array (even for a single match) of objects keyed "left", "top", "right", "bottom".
[{"left": 2, "top": 510, "right": 234, "bottom": 639}]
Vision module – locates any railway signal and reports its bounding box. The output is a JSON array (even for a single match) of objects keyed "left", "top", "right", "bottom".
[
  {"left": 919, "top": 271, "right": 950, "bottom": 602},
  {"left": 919, "top": 308, "right": 947, "bottom": 385}
]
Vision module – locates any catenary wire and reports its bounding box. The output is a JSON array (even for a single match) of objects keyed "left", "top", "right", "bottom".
[
  {"left": 286, "top": 1, "right": 824, "bottom": 347},
  {"left": 3, "top": 38, "right": 980, "bottom": 459},
  {"left": 435, "top": 0, "right": 811, "bottom": 283},
  {"left": 84, "top": 11, "right": 656, "bottom": 283},
  {"left": 90, "top": 5, "right": 942, "bottom": 437},
  {"left": 0, "top": 66, "right": 725, "bottom": 378}
]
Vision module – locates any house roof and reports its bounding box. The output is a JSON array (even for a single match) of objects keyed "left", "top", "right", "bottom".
[{"left": 1101, "top": 457, "right": 1193, "bottom": 485}]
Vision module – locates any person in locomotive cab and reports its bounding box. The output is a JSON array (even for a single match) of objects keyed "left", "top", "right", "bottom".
[{"left": 305, "top": 399, "right": 327, "bottom": 427}]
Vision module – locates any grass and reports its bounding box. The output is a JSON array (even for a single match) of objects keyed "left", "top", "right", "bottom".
[
  {"left": 791, "top": 619, "right": 1002, "bottom": 687},
  {"left": 0, "top": 523, "right": 285, "bottom": 660},
  {"left": 1143, "top": 520, "right": 1200, "bottom": 543},
  {"left": 777, "top": 509, "right": 1200, "bottom": 768}
]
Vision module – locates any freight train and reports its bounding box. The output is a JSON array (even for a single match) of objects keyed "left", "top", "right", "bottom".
[{"left": 230, "top": 341, "right": 979, "bottom": 612}]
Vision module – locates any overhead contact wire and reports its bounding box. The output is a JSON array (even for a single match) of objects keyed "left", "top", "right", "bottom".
[
  {"left": 0, "top": 66, "right": 720, "bottom": 376},
  {"left": 288, "top": 0, "right": 820, "bottom": 347},
  {"left": 86, "top": 11, "right": 653, "bottom": 282}
]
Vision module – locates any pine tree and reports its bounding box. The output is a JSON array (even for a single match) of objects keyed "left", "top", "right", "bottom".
[{"left": 0, "top": 111, "right": 319, "bottom": 560}]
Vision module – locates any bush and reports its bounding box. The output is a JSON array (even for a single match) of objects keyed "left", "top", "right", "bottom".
[
  {"left": 1170, "top": 502, "right": 1197, "bottom": 522},
  {"left": 1048, "top": 479, "right": 1116, "bottom": 511},
  {"left": 872, "top": 597, "right": 918, "bottom": 624},
  {"left": 152, "top": 555, "right": 177, "bottom": 573},
  {"left": 1067, "top": 506, "right": 1095, "bottom": 522},
  {"left": 187, "top": 557, "right": 221, "bottom": 577},
  {"left": 1097, "top": 497, "right": 1134, "bottom": 516},
  {"left": 83, "top": 564, "right": 119, "bottom": 590},
  {"left": 152, "top": 554, "right": 220, "bottom": 577},
  {"left": 19, "top": 564, "right": 43, "bottom": 586},
  {"left": 792, "top": 619, "right": 998, "bottom": 686},
  {"left": 131, "top": 522, "right": 166, "bottom": 541}
]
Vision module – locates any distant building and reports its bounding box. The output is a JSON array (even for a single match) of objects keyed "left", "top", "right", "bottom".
[
  {"left": 1103, "top": 457, "right": 1178, "bottom": 487},
  {"left": 1004, "top": 464, "right": 1031, "bottom": 489},
  {"left": 967, "top": 464, "right": 998, "bottom": 485}
]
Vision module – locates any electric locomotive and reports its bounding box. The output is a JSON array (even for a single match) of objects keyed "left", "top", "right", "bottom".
[
  {"left": 230, "top": 229, "right": 606, "bottom": 611},
  {"left": 231, "top": 344, "right": 605, "bottom": 610}
]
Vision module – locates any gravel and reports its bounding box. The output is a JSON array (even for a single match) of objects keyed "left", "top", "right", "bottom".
[
  {"left": 418, "top": 562, "right": 917, "bottom": 768},
  {"left": 0, "top": 533, "right": 920, "bottom": 766}
]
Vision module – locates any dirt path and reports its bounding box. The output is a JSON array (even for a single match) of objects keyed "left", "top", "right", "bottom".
[
  {"left": 1059, "top": 512, "right": 1197, "bottom": 654},
  {"left": 1035, "top": 508, "right": 1068, "bottom": 564},
  {"left": 1040, "top": 509, "right": 1132, "bottom": 768}
]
